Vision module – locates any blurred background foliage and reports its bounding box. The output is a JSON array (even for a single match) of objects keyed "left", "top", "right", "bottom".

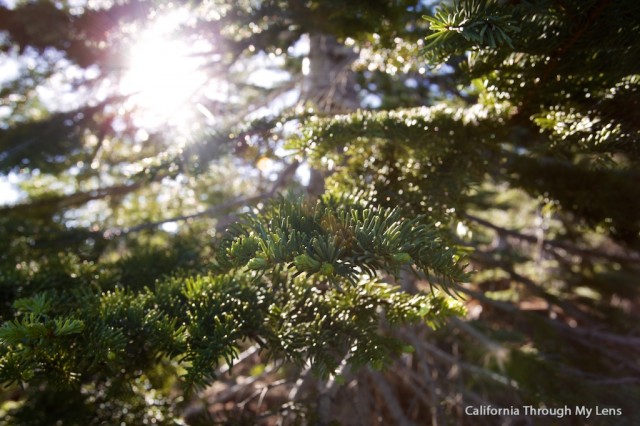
[{"left": 0, "top": 0, "right": 639, "bottom": 424}]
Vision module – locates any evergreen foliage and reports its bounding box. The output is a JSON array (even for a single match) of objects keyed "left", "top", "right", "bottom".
[{"left": 0, "top": 0, "right": 639, "bottom": 424}]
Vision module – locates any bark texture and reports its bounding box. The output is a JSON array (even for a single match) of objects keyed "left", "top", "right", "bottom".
[{"left": 304, "top": 33, "right": 359, "bottom": 196}]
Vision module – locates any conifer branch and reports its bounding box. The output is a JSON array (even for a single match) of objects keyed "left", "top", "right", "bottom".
[
  {"left": 465, "top": 213, "right": 640, "bottom": 264},
  {"left": 454, "top": 285, "right": 640, "bottom": 350},
  {"left": 101, "top": 161, "right": 299, "bottom": 238},
  {"left": 1, "top": 180, "right": 148, "bottom": 213}
]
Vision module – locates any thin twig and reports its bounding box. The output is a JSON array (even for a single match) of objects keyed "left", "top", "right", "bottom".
[
  {"left": 216, "top": 344, "right": 261, "bottom": 376},
  {"left": 465, "top": 213, "right": 640, "bottom": 264},
  {"left": 368, "top": 370, "right": 415, "bottom": 426},
  {"left": 102, "top": 161, "right": 299, "bottom": 238},
  {"left": 456, "top": 284, "right": 640, "bottom": 348}
]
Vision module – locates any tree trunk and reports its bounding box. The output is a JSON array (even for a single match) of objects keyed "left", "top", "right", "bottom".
[
  {"left": 305, "top": 33, "right": 359, "bottom": 113},
  {"left": 304, "top": 33, "right": 358, "bottom": 196}
]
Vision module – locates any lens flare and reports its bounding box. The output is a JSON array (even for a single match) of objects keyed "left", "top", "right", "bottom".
[{"left": 120, "top": 12, "right": 207, "bottom": 131}]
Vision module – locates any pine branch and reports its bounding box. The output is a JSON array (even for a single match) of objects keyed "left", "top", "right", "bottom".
[
  {"left": 465, "top": 213, "right": 640, "bottom": 264},
  {"left": 1, "top": 180, "right": 148, "bottom": 213},
  {"left": 401, "top": 330, "right": 519, "bottom": 389},
  {"left": 368, "top": 370, "right": 413, "bottom": 426},
  {"left": 541, "top": 0, "right": 613, "bottom": 83},
  {"left": 101, "top": 161, "right": 299, "bottom": 238},
  {"left": 454, "top": 285, "right": 640, "bottom": 357},
  {"left": 511, "top": 0, "right": 614, "bottom": 119},
  {"left": 470, "top": 251, "right": 596, "bottom": 325}
]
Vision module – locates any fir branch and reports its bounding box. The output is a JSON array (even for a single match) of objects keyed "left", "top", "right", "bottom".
[
  {"left": 101, "top": 161, "right": 300, "bottom": 239},
  {"left": 465, "top": 213, "right": 640, "bottom": 264}
]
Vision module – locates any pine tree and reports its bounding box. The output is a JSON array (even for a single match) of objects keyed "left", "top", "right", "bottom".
[{"left": 1, "top": 0, "right": 639, "bottom": 424}]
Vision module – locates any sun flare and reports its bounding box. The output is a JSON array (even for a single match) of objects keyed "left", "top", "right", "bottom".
[{"left": 120, "top": 14, "right": 208, "bottom": 130}]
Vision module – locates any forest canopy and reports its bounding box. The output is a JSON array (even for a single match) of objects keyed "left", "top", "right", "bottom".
[{"left": 0, "top": 0, "right": 639, "bottom": 424}]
